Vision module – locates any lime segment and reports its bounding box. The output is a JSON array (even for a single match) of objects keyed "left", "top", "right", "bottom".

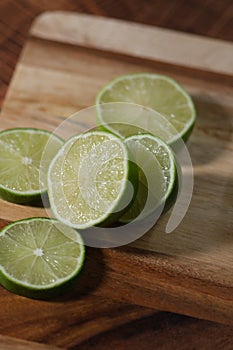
[
  {"left": 96, "top": 73, "right": 196, "bottom": 143},
  {"left": 0, "top": 218, "right": 85, "bottom": 299},
  {"left": 48, "top": 131, "right": 137, "bottom": 229},
  {"left": 0, "top": 128, "right": 64, "bottom": 204},
  {"left": 119, "top": 134, "right": 177, "bottom": 223}
]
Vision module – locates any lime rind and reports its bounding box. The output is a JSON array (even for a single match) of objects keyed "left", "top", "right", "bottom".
[
  {"left": 0, "top": 217, "right": 85, "bottom": 299},
  {"left": 95, "top": 73, "right": 196, "bottom": 144},
  {"left": 0, "top": 128, "right": 64, "bottom": 204}
]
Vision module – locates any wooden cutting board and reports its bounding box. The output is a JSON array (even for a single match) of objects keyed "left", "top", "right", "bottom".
[{"left": 0, "top": 11, "right": 233, "bottom": 330}]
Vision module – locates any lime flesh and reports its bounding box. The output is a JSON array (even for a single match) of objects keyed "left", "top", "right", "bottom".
[
  {"left": 0, "top": 128, "right": 64, "bottom": 204},
  {"left": 0, "top": 218, "right": 85, "bottom": 299},
  {"left": 119, "top": 134, "right": 177, "bottom": 223},
  {"left": 96, "top": 73, "right": 196, "bottom": 144},
  {"left": 48, "top": 131, "right": 137, "bottom": 229}
]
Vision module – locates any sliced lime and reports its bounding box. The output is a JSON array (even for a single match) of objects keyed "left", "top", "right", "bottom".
[
  {"left": 119, "top": 134, "right": 177, "bottom": 223},
  {"left": 96, "top": 73, "right": 196, "bottom": 143},
  {"left": 48, "top": 131, "right": 138, "bottom": 229},
  {"left": 0, "top": 217, "right": 85, "bottom": 299},
  {"left": 0, "top": 128, "right": 64, "bottom": 204}
]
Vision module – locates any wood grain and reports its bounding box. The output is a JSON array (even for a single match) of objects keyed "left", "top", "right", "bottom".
[
  {"left": 0, "top": 244, "right": 233, "bottom": 348},
  {"left": 31, "top": 12, "right": 233, "bottom": 75},
  {"left": 0, "top": 12, "right": 233, "bottom": 329},
  {"left": 1, "top": 288, "right": 233, "bottom": 349},
  {"left": 0, "top": 0, "right": 233, "bottom": 106},
  {"left": 0, "top": 335, "right": 63, "bottom": 350},
  {"left": 0, "top": 288, "right": 155, "bottom": 348},
  {"left": 77, "top": 313, "right": 233, "bottom": 350}
]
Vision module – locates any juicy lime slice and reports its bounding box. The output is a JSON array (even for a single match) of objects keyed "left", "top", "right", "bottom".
[
  {"left": 96, "top": 73, "right": 196, "bottom": 143},
  {"left": 48, "top": 131, "right": 138, "bottom": 229},
  {"left": 119, "top": 134, "right": 177, "bottom": 223},
  {"left": 0, "top": 128, "right": 64, "bottom": 204},
  {"left": 0, "top": 217, "right": 85, "bottom": 299}
]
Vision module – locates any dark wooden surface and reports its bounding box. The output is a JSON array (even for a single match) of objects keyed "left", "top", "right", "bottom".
[{"left": 0, "top": 1, "right": 233, "bottom": 349}]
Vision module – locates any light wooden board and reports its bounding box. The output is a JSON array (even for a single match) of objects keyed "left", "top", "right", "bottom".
[
  {"left": 0, "top": 12, "right": 233, "bottom": 326},
  {"left": 0, "top": 335, "right": 63, "bottom": 350}
]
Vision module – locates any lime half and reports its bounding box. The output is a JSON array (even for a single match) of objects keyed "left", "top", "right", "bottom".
[
  {"left": 96, "top": 73, "right": 196, "bottom": 143},
  {"left": 0, "top": 218, "right": 85, "bottom": 299},
  {"left": 0, "top": 128, "right": 64, "bottom": 204},
  {"left": 48, "top": 131, "right": 137, "bottom": 229},
  {"left": 119, "top": 134, "right": 177, "bottom": 223}
]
